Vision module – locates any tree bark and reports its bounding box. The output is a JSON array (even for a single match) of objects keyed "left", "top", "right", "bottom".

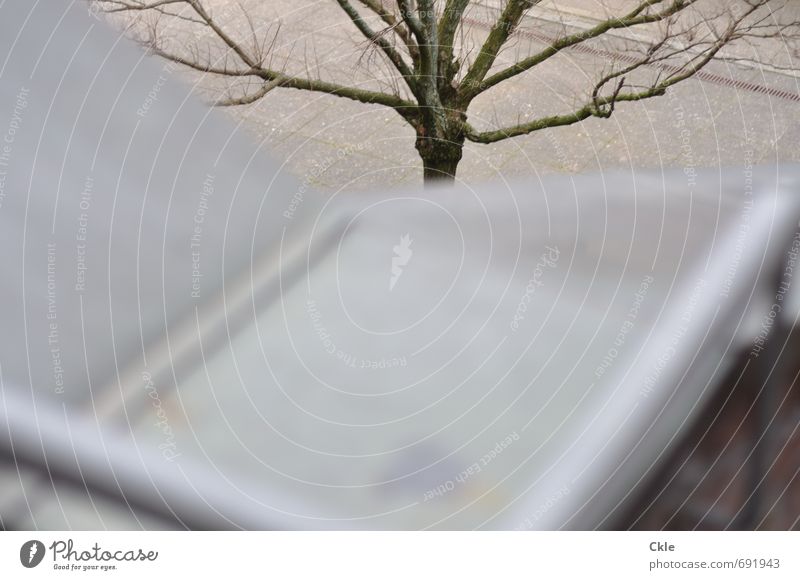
[
  {"left": 422, "top": 156, "right": 460, "bottom": 183},
  {"left": 416, "top": 132, "right": 464, "bottom": 186}
]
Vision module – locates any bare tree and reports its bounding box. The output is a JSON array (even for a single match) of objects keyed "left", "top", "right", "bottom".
[{"left": 94, "top": 0, "right": 798, "bottom": 185}]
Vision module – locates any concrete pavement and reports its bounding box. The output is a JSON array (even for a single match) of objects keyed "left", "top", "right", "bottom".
[{"left": 160, "top": 0, "right": 800, "bottom": 190}]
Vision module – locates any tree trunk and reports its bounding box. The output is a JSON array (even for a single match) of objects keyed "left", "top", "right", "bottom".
[
  {"left": 422, "top": 156, "right": 460, "bottom": 183},
  {"left": 416, "top": 133, "right": 464, "bottom": 186}
]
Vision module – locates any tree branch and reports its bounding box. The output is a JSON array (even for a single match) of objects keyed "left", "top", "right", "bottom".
[
  {"left": 462, "top": 0, "right": 701, "bottom": 100},
  {"left": 460, "top": 0, "right": 541, "bottom": 96},
  {"left": 183, "top": 0, "right": 259, "bottom": 68},
  {"left": 394, "top": 0, "right": 442, "bottom": 125},
  {"left": 437, "top": 0, "right": 470, "bottom": 88},
  {"left": 464, "top": 8, "right": 746, "bottom": 145},
  {"left": 149, "top": 46, "right": 260, "bottom": 77},
  {"left": 354, "top": 0, "right": 419, "bottom": 60},
  {"left": 397, "top": 0, "right": 433, "bottom": 78},
  {"left": 215, "top": 77, "right": 284, "bottom": 106},
  {"left": 97, "top": 0, "right": 417, "bottom": 111},
  {"left": 333, "top": 0, "right": 417, "bottom": 92}
]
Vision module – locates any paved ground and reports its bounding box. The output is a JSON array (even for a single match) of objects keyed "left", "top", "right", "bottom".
[{"left": 158, "top": 0, "right": 800, "bottom": 191}]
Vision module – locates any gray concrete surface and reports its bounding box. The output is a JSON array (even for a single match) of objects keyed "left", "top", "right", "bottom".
[{"left": 147, "top": 0, "right": 800, "bottom": 191}]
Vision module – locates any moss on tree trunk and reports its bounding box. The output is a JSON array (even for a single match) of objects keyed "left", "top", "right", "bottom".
[{"left": 416, "top": 130, "right": 464, "bottom": 186}]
